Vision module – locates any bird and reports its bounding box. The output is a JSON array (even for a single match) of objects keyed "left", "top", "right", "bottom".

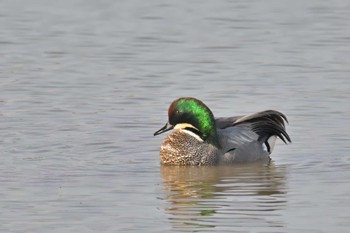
[{"left": 154, "top": 97, "right": 291, "bottom": 165}]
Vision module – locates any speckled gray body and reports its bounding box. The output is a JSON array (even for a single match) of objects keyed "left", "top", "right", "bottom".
[{"left": 160, "top": 126, "right": 271, "bottom": 166}]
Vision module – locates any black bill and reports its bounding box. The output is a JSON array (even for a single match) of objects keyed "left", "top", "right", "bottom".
[{"left": 153, "top": 122, "right": 174, "bottom": 136}]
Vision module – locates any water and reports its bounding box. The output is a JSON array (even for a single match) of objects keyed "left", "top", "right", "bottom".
[{"left": 1, "top": 0, "right": 350, "bottom": 232}]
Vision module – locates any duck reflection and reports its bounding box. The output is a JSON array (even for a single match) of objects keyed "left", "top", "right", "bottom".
[{"left": 160, "top": 161, "right": 287, "bottom": 231}]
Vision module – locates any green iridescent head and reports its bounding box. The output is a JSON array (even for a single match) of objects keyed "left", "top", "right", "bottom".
[{"left": 154, "top": 97, "right": 219, "bottom": 146}]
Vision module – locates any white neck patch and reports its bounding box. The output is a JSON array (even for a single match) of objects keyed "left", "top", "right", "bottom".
[{"left": 174, "top": 123, "right": 204, "bottom": 142}]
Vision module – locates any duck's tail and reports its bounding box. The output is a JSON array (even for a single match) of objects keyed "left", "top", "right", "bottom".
[{"left": 232, "top": 110, "right": 291, "bottom": 153}]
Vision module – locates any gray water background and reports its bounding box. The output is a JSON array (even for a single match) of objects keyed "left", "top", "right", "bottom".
[{"left": 1, "top": 0, "right": 350, "bottom": 232}]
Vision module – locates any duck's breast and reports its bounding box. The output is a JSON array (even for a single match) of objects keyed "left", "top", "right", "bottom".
[{"left": 160, "top": 129, "right": 218, "bottom": 165}]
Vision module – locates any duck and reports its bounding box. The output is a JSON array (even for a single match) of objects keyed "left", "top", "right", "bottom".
[{"left": 154, "top": 97, "right": 291, "bottom": 166}]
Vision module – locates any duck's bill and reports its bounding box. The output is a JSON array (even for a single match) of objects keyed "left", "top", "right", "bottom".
[{"left": 154, "top": 122, "right": 174, "bottom": 136}]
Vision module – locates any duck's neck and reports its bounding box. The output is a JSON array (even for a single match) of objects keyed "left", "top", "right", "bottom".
[
  {"left": 205, "top": 124, "right": 220, "bottom": 148},
  {"left": 196, "top": 114, "right": 220, "bottom": 148}
]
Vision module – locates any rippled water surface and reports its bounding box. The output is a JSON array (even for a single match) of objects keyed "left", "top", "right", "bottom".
[{"left": 1, "top": 0, "right": 350, "bottom": 232}]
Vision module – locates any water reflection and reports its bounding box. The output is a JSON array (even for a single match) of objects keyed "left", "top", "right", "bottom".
[{"left": 160, "top": 162, "right": 287, "bottom": 232}]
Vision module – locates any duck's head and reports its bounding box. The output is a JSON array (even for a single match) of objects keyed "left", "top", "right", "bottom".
[{"left": 154, "top": 97, "right": 219, "bottom": 146}]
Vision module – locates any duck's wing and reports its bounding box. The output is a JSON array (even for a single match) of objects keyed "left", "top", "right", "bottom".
[{"left": 215, "top": 110, "right": 291, "bottom": 144}]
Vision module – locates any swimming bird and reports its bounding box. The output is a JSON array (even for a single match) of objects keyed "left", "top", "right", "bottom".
[{"left": 154, "top": 97, "right": 291, "bottom": 165}]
